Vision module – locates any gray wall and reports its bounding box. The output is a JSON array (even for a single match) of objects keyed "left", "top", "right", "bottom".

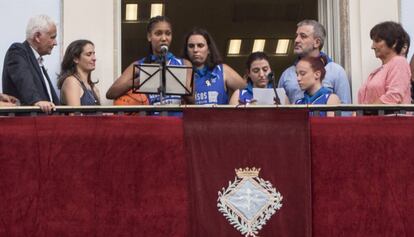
[{"left": 401, "top": 0, "right": 414, "bottom": 61}]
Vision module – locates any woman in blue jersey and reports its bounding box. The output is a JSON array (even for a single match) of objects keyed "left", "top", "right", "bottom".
[
  {"left": 106, "top": 16, "right": 192, "bottom": 105},
  {"left": 183, "top": 28, "right": 245, "bottom": 105},
  {"left": 295, "top": 55, "right": 340, "bottom": 105},
  {"left": 229, "top": 52, "right": 274, "bottom": 105}
]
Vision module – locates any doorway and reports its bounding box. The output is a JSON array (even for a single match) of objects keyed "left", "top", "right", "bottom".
[{"left": 120, "top": 0, "right": 319, "bottom": 81}]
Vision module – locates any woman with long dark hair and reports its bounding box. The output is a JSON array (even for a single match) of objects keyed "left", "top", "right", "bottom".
[
  {"left": 58, "top": 39, "right": 100, "bottom": 105},
  {"left": 183, "top": 28, "right": 245, "bottom": 104}
]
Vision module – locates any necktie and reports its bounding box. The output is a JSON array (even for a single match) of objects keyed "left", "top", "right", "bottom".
[{"left": 38, "top": 57, "right": 53, "bottom": 102}]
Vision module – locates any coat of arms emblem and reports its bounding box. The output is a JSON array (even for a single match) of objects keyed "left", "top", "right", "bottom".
[{"left": 217, "top": 167, "right": 283, "bottom": 237}]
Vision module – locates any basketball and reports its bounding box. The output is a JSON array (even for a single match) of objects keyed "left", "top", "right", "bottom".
[{"left": 114, "top": 90, "right": 149, "bottom": 105}]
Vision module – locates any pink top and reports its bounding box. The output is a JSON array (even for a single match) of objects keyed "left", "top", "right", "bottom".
[{"left": 358, "top": 56, "right": 411, "bottom": 104}]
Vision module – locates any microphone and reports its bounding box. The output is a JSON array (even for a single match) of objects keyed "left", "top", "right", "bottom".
[
  {"left": 160, "top": 45, "right": 168, "bottom": 55},
  {"left": 267, "top": 72, "right": 275, "bottom": 82},
  {"left": 268, "top": 72, "right": 281, "bottom": 105}
]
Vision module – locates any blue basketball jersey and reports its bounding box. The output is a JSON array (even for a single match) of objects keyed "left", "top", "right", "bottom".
[
  {"left": 295, "top": 87, "right": 332, "bottom": 105},
  {"left": 238, "top": 86, "right": 254, "bottom": 104},
  {"left": 194, "top": 65, "right": 228, "bottom": 105}
]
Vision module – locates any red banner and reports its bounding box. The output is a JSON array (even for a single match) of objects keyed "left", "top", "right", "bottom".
[
  {"left": 311, "top": 117, "right": 414, "bottom": 237},
  {"left": 2, "top": 114, "right": 414, "bottom": 237},
  {"left": 184, "top": 109, "right": 312, "bottom": 237},
  {"left": 0, "top": 116, "right": 189, "bottom": 237}
]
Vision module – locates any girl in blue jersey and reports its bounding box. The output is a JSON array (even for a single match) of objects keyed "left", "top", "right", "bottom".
[
  {"left": 183, "top": 28, "right": 245, "bottom": 105},
  {"left": 106, "top": 16, "right": 192, "bottom": 105},
  {"left": 229, "top": 52, "right": 274, "bottom": 105},
  {"left": 295, "top": 56, "right": 340, "bottom": 106}
]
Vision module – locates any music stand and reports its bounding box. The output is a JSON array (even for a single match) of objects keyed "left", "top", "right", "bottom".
[{"left": 132, "top": 63, "right": 193, "bottom": 103}]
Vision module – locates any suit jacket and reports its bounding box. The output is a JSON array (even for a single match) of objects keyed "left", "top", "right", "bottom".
[{"left": 2, "top": 41, "right": 59, "bottom": 105}]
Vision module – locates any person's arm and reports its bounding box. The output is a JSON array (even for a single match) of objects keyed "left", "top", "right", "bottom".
[
  {"left": 5, "top": 47, "right": 44, "bottom": 105},
  {"left": 326, "top": 93, "right": 341, "bottom": 117},
  {"left": 183, "top": 59, "right": 193, "bottom": 90},
  {"left": 0, "top": 93, "right": 18, "bottom": 105},
  {"left": 327, "top": 93, "right": 341, "bottom": 105},
  {"left": 410, "top": 54, "right": 414, "bottom": 82},
  {"left": 223, "top": 64, "right": 246, "bottom": 97},
  {"left": 379, "top": 58, "right": 411, "bottom": 104},
  {"left": 106, "top": 62, "right": 138, "bottom": 99},
  {"left": 229, "top": 89, "right": 240, "bottom": 105},
  {"left": 34, "top": 101, "right": 56, "bottom": 113},
  {"left": 332, "top": 65, "right": 352, "bottom": 104},
  {"left": 61, "top": 76, "right": 82, "bottom": 106},
  {"left": 182, "top": 59, "right": 195, "bottom": 104},
  {"left": 371, "top": 98, "right": 385, "bottom": 104},
  {"left": 0, "top": 101, "right": 16, "bottom": 106}
]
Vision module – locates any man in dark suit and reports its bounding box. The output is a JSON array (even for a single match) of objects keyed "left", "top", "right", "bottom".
[{"left": 2, "top": 15, "right": 59, "bottom": 113}]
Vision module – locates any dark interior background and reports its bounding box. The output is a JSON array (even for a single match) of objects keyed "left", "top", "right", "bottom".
[{"left": 121, "top": 0, "right": 318, "bottom": 81}]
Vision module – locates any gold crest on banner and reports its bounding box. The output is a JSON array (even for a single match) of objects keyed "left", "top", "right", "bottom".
[{"left": 217, "top": 167, "right": 283, "bottom": 237}]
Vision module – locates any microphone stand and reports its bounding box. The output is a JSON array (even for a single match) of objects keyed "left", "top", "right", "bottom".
[
  {"left": 270, "top": 73, "right": 281, "bottom": 105},
  {"left": 159, "top": 52, "right": 167, "bottom": 104}
]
